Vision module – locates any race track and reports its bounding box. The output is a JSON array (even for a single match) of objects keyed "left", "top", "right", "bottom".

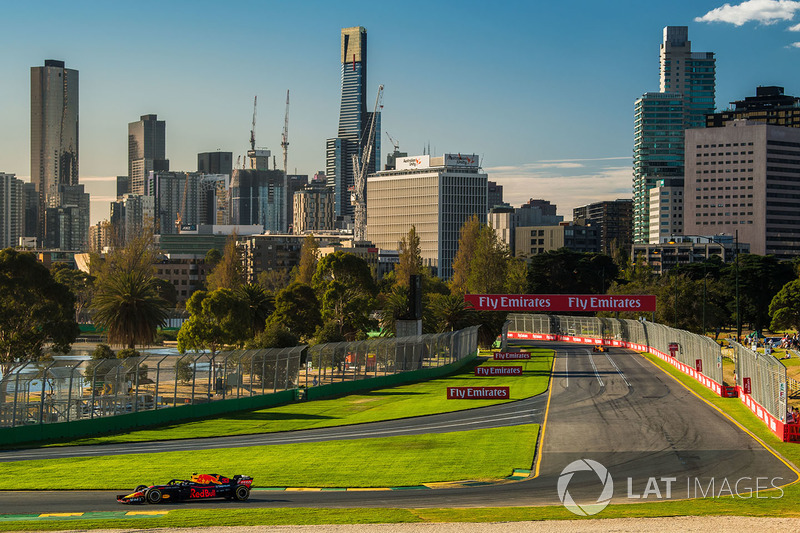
[{"left": 0, "top": 342, "right": 795, "bottom": 513}]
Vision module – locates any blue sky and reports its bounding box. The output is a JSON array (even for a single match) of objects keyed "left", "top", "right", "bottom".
[{"left": 3, "top": 0, "right": 800, "bottom": 225}]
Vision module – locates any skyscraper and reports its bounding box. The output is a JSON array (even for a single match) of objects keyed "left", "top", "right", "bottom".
[
  {"left": 326, "top": 26, "right": 380, "bottom": 223},
  {"left": 197, "top": 151, "right": 233, "bottom": 176},
  {"left": 30, "top": 59, "right": 79, "bottom": 240},
  {"left": 129, "top": 114, "right": 169, "bottom": 195},
  {"left": 632, "top": 27, "right": 715, "bottom": 243},
  {"left": 0, "top": 173, "right": 25, "bottom": 249}
]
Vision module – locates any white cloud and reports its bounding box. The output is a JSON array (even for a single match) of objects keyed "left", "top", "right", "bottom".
[
  {"left": 788, "top": 41, "right": 800, "bottom": 46},
  {"left": 788, "top": 22, "right": 800, "bottom": 29},
  {"left": 486, "top": 160, "right": 632, "bottom": 219},
  {"left": 80, "top": 176, "right": 117, "bottom": 182},
  {"left": 696, "top": 0, "right": 800, "bottom": 26}
]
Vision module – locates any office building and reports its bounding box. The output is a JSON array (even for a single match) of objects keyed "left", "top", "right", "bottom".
[
  {"left": 0, "top": 173, "right": 25, "bottom": 249},
  {"left": 489, "top": 198, "right": 563, "bottom": 255},
  {"left": 488, "top": 181, "right": 504, "bottom": 210},
  {"left": 633, "top": 27, "right": 715, "bottom": 243},
  {"left": 287, "top": 174, "right": 309, "bottom": 231},
  {"left": 632, "top": 236, "right": 746, "bottom": 275},
  {"left": 648, "top": 184, "right": 683, "bottom": 243},
  {"left": 366, "top": 153, "right": 487, "bottom": 279},
  {"left": 685, "top": 120, "right": 800, "bottom": 257},
  {"left": 88, "top": 221, "right": 114, "bottom": 253},
  {"left": 129, "top": 114, "right": 168, "bottom": 195},
  {"left": 229, "top": 168, "right": 287, "bottom": 232},
  {"left": 293, "top": 182, "right": 336, "bottom": 233},
  {"left": 515, "top": 223, "right": 600, "bottom": 258},
  {"left": 31, "top": 60, "right": 79, "bottom": 240},
  {"left": 197, "top": 151, "right": 233, "bottom": 176},
  {"left": 326, "top": 26, "right": 381, "bottom": 223},
  {"left": 706, "top": 86, "right": 800, "bottom": 128},
  {"left": 116, "top": 176, "right": 129, "bottom": 199},
  {"left": 121, "top": 194, "right": 154, "bottom": 245},
  {"left": 198, "top": 174, "right": 229, "bottom": 226},
  {"left": 573, "top": 199, "right": 633, "bottom": 255},
  {"left": 146, "top": 171, "right": 200, "bottom": 234}
]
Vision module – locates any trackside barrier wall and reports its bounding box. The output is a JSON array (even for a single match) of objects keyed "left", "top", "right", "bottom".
[
  {"left": 0, "top": 327, "right": 479, "bottom": 446},
  {"left": 505, "top": 313, "right": 796, "bottom": 442}
]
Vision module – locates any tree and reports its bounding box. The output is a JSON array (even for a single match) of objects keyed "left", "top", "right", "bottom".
[
  {"left": 206, "top": 234, "right": 244, "bottom": 291},
  {"left": 769, "top": 279, "right": 800, "bottom": 332},
  {"left": 0, "top": 249, "right": 79, "bottom": 373},
  {"left": 449, "top": 216, "right": 481, "bottom": 296},
  {"left": 429, "top": 293, "right": 476, "bottom": 332},
  {"left": 177, "top": 289, "right": 250, "bottom": 354},
  {"left": 720, "top": 254, "right": 794, "bottom": 332},
  {"left": 395, "top": 226, "right": 422, "bottom": 288},
  {"left": 90, "top": 231, "right": 169, "bottom": 349},
  {"left": 51, "top": 263, "right": 95, "bottom": 323},
  {"left": 528, "top": 249, "right": 617, "bottom": 295},
  {"left": 505, "top": 257, "right": 529, "bottom": 294},
  {"left": 247, "top": 323, "right": 299, "bottom": 349},
  {"left": 378, "top": 285, "right": 409, "bottom": 335},
  {"left": 269, "top": 282, "right": 322, "bottom": 340},
  {"left": 237, "top": 283, "right": 274, "bottom": 336},
  {"left": 295, "top": 234, "right": 319, "bottom": 285},
  {"left": 257, "top": 269, "right": 292, "bottom": 293},
  {"left": 313, "top": 252, "right": 377, "bottom": 340},
  {"left": 466, "top": 224, "right": 509, "bottom": 294},
  {"left": 204, "top": 248, "right": 222, "bottom": 267}
]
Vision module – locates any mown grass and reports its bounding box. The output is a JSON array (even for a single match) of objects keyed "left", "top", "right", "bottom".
[
  {"left": 0, "top": 424, "right": 539, "bottom": 490},
  {"left": 52, "top": 347, "right": 552, "bottom": 446}
]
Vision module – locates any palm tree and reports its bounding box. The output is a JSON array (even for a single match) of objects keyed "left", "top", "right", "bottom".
[
  {"left": 430, "top": 293, "right": 476, "bottom": 332},
  {"left": 237, "top": 283, "right": 274, "bottom": 336},
  {"left": 91, "top": 269, "right": 169, "bottom": 349}
]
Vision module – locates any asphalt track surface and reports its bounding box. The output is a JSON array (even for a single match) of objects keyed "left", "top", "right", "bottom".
[{"left": 0, "top": 342, "right": 796, "bottom": 514}]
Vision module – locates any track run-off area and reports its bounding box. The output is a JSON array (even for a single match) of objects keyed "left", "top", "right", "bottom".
[{"left": 0, "top": 341, "right": 797, "bottom": 517}]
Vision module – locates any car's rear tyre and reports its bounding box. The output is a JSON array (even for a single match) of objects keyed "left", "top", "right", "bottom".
[
  {"left": 135, "top": 485, "right": 147, "bottom": 493},
  {"left": 145, "top": 488, "right": 162, "bottom": 504},
  {"left": 234, "top": 485, "right": 250, "bottom": 501}
]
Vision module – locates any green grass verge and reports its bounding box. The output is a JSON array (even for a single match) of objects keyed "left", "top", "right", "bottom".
[
  {"left": 53, "top": 347, "right": 552, "bottom": 446},
  {"left": 0, "top": 424, "right": 539, "bottom": 490}
]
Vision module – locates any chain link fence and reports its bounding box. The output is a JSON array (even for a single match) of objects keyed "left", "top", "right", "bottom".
[
  {"left": 0, "top": 327, "right": 479, "bottom": 429},
  {"left": 729, "top": 341, "right": 789, "bottom": 423},
  {"left": 506, "top": 313, "right": 724, "bottom": 388}
]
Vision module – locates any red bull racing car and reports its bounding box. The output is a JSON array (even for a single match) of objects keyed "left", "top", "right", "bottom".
[{"left": 117, "top": 473, "right": 253, "bottom": 504}]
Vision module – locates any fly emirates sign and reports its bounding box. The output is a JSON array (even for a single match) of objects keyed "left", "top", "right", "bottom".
[{"left": 464, "top": 294, "right": 657, "bottom": 313}]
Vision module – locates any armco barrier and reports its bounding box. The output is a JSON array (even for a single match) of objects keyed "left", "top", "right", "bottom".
[{"left": 506, "top": 313, "right": 796, "bottom": 443}]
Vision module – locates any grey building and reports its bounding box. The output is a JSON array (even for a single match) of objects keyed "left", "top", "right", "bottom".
[
  {"left": 197, "top": 151, "right": 233, "bottom": 176},
  {"left": 293, "top": 182, "right": 336, "bottom": 233},
  {"left": 0, "top": 173, "right": 25, "bottom": 248},
  {"left": 229, "top": 168, "right": 287, "bottom": 232},
  {"left": 633, "top": 27, "right": 716, "bottom": 243},
  {"left": 573, "top": 199, "right": 633, "bottom": 255},
  {"left": 488, "top": 181, "right": 504, "bottom": 210},
  {"left": 31, "top": 60, "right": 79, "bottom": 241},
  {"left": 129, "top": 114, "right": 169, "bottom": 195},
  {"left": 489, "top": 198, "right": 563, "bottom": 255},
  {"left": 515, "top": 223, "right": 600, "bottom": 259},
  {"left": 116, "top": 176, "right": 129, "bottom": 199},
  {"left": 326, "top": 27, "right": 380, "bottom": 223},
  {"left": 685, "top": 120, "right": 800, "bottom": 257},
  {"left": 146, "top": 171, "right": 200, "bottom": 234}
]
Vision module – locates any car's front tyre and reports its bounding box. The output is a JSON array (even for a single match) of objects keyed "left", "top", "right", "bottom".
[
  {"left": 145, "top": 488, "right": 163, "bottom": 504},
  {"left": 234, "top": 485, "right": 250, "bottom": 501},
  {"left": 135, "top": 485, "right": 147, "bottom": 493}
]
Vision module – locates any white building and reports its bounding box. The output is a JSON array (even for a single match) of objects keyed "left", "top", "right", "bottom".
[
  {"left": 648, "top": 183, "right": 683, "bottom": 243},
  {"left": 366, "top": 154, "right": 487, "bottom": 279}
]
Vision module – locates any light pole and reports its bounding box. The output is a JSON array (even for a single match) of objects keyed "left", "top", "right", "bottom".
[{"left": 735, "top": 229, "right": 741, "bottom": 342}]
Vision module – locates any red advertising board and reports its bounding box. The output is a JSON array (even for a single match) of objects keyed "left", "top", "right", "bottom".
[
  {"left": 494, "top": 352, "right": 531, "bottom": 360},
  {"left": 447, "top": 386, "right": 510, "bottom": 399},
  {"left": 743, "top": 377, "right": 752, "bottom": 395},
  {"left": 475, "top": 366, "right": 523, "bottom": 376},
  {"left": 464, "top": 294, "right": 656, "bottom": 312},
  {"left": 668, "top": 343, "right": 679, "bottom": 357},
  {"left": 696, "top": 359, "right": 703, "bottom": 373}
]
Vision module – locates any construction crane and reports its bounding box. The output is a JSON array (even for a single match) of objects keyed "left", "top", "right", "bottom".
[
  {"left": 351, "top": 84, "right": 383, "bottom": 242},
  {"left": 385, "top": 131, "right": 399, "bottom": 152},
  {"left": 249, "top": 96, "right": 257, "bottom": 152},
  {"left": 281, "top": 90, "right": 290, "bottom": 178}
]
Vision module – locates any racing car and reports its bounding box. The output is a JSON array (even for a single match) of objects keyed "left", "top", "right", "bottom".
[
  {"left": 592, "top": 345, "right": 606, "bottom": 352},
  {"left": 117, "top": 473, "right": 253, "bottom": 504}
]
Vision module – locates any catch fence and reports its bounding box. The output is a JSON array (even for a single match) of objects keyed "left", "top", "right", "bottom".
[
  {"left": 505, "top": 313, "right": 795, "bottom": 441},
  {"left": 0, "top": 327, "right": 479, "bottom": 429}
]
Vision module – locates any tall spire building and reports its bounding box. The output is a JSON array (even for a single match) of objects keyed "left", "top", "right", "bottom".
[
  {"left": 129, "top": 114, "right": 169, "bottom": 195},
  {"left": 326, "top": 26, "right": 380, "bottom": 224},
  {"left": 633, "top": 27, "right": 715, "bottom": 243},
  {"left": 30, "top": 59, "right": 79, "bottom": 241}
]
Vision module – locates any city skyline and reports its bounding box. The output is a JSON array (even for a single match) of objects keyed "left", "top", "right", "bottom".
[{"left": 3, "top": 1, "right": 800, "bottom": 225}]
